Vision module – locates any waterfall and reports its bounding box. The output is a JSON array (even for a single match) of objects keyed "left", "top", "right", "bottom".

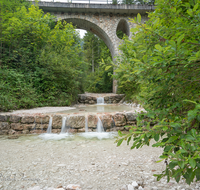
[
  {"left": 61, "top": 117, "right": 67, "bottom": 133},
  {"left": 41, "top": 118, "right": 43, "bottom": 132},
  {"left": 112, "top": 117, "right": 116, "bottom": 128},
  {"left": 47, "top": 116, "right": 52, "bottom": 134},
  {"left": 85, "top": 115, "right": 88, "bottom": 133},
  {"left": 97, "top": 97, "right": 104, "bottom": 105},
  {"left": 97, "top": 116, "right": 104, "bottom": 133}
]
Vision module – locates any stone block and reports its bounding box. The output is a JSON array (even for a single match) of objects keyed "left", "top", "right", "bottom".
[
  {"left": 10, "top": 115, "right": 21, "bottom": 123},
  {"left": 125, "top": 112, "right": 138, "bottom": 123},
  {"left": 21, "top": 116, "right": 35, "bottom": 124},
  {"left": 9, "top": 129, "right": 16, "bottom": 135},
  {"left": 113, "top": 113, "right": 126, "bottom": 126},
  {"left": 35, "top": 124, "right": 48, "bottom": 130},
  {"left": 68, "top": 115, "right": 85, "bottom": 129},
  {"left": 35, "top": 115, "right": 50, "bottom": 124},
  {"left": 0, "top": 122, "right": 10, "bottom": 130},
  {"left": 0, "top": 115, "right": 9, "bottom": 122},
  {"left": 52, "top": 129, "right": 61, "bottom": 133},
  {"left": 88, "top": 114, "right": 98, "bottom": 129},
  {"left": 101, "top": 114, "right": 114, "bottom": 129},
  {"left": 68, "top": 129, "right": 78, "bottom": 133},
  {"left": 11, "top": 123, "right": 23, "bottom": 131},
  {"left": 0, "top": 130, "right": 8, "bottom": 135},
  {"left": 77, "top": 128, "right": 85, "bottom": 132},
  {"left": 23, "top": 124, "right": 34, "bottom": 130},
  {"left": 22, "top": 130, "right": 30, "bottom": 134},
  {"left": 52, "top": 115, "right": 62, "bottom": 129}
]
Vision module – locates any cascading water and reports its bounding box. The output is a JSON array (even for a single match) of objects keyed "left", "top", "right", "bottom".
[
  {"left": 85, "top": 115, "right": 88, "bottom": 133},
  {"left": 61, "top": 117, "right": 66, "bottom": 133},
  {"left": 41, "top": 118, "right": 43, "bottom": 132},
  {"left": 46, "top": 116, "right": 52, "bottom": 134},
  {"left": 97, "top": 97, "right": 104, "bottom": 105},
  {"left": 97, "top": 116, "right": 104, "bottom": 133}
]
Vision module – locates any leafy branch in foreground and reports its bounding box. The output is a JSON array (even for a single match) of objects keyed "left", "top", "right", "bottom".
[{"left": 116, "top": 102, "right": 200, "bottom": 185}]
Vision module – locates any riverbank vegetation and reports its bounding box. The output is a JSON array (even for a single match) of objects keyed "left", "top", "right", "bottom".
[
  {"left": 116, "top": 0, "right": 200, "bottom": 185},
  {"left": 0, "top": 0, "right": 113, "bottom": 111}
]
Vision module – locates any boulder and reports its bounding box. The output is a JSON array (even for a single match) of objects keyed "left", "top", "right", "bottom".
[
  {"left": 101, "top": 114, "right": 114, "bottom": 129},
  {"left": 113, "top": 113, "right": 126, "bottom": 126},
  {"left": 21, "top": 116, "right": 35, "bottom": 124},
  {"left": 10, "top": 115, "right": 21, "bottom": 123},
  {"left": 9, "top": 129, "right": 16, "bottom": 135},
  {"left": 35, "top": 115, "right": 50, "bottom": 124},
  {"left": 52, "top": 115, "right": 62, "bottom": 129},
  {"left": 11, "top": 123, "right": 23, "bottom": 131},
  {"left": 0, "top": 122, "right": 10, "bottom": 130},
  {"left": 88, "top": 114, "right": 98, "bottom": 129},
  {"left": 68, "top": 115, "right": 85, "bottom": 129}
]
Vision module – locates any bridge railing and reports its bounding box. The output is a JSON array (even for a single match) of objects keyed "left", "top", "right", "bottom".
[{"left": 35, "top": 0, "right": 154, "bottom": 5}]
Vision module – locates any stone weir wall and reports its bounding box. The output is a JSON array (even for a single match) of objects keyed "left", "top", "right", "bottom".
[
  {"left": 78, "top": 94, "right": 125, "bottom": 104},
  {"left": 0, "top": 112, "right": 138, "bottom": 135}
]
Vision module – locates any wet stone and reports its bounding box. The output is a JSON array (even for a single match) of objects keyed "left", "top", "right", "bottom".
[
  {"left": 0, "top": 122, "right": 10, "bottom": 130},
  {"left": 10, "top": 115, "right": 21, "bottom": 123},
  {"left": 21, "top": 116, "right": 35, "bottom": 124},
  {"left": 11, "top": 123, "right": 23, "bottom": 131}
]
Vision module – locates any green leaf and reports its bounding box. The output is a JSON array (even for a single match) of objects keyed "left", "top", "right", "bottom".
[
  {"left": 169, "top": 161, "right": 178, "bottom": 169},
  {"left": 155, "top": 44, "right": 162, "bottom": 51},
  {"left": 117, "top": 139, "right": 124, "bottom": 147},
  {"left": 154, "top": 134, "right": 159, "bottom": 141},
  {"left": 105, "top": 65, "right": 112, "bottom": 71},
  {"left": 195, "top": 168, "right": 200, "bottom": 180},
  {"left": 178, "top": 161, "right": 186, "bottom": 169},
  {"left": 189, "top": 158, "right": 196, "bottom": 168},
  {"left": 167, "top": 136, "right": 178, "bottom": 143},
  {"left": 137, "top": 13, "right": 141, "bottom": 23}
]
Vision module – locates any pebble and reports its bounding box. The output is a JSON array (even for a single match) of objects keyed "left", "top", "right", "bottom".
[
  {"left": 128, "top": 184, "right": 134, "bottom": 190},
  {"left": 132, "top": 181, "right": 138, "bottom": 187}
]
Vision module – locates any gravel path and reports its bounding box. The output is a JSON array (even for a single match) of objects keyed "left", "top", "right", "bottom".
[{"left": 0, "top": 134, "right": 199, "bottom": 190}]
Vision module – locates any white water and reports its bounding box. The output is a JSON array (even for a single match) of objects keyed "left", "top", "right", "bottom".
[
  {"left": 97, "top": 116, "right": 104, "bottom": 133},
  {"left": 39, "top": 133, "right": 72, "bottom": 140},
  {"left": 97, "top": 97, "right": 104, "bottom": 105},
  {"left": 61, "top": 117, "right": 66, "bottom": 133},
  {"left": 85, "top": 115, "right": 88, "bottom": 132},
  {"left": 78, "top": 132, "right": 117, "bottom": 140},
  {"left": 46, "top": 116, "right": 52, "bottom": 134}
]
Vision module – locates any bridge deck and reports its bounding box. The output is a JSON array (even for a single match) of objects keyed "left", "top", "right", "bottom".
[{"left": 34, "top": 1, "right": 154, "bottom": 14}]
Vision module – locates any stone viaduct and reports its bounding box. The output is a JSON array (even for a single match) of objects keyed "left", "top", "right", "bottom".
[{"left": 35, "top": 1, "right": 154, "bottom": 92}]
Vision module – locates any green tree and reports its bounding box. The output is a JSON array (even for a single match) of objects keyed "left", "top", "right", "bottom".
[
  {"left": 0, "top": 1, "right": 86, "bottom": 111},
  {"left": 116, "top": 0, "right": 200, "bottom": 185}
]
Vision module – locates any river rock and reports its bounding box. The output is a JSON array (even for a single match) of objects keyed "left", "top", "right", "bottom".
[
  {"left": 0, "top": 122, "right": 10, "bottom": 130},
  {"left": 88, "top": 114, "right": 98, "bottom": 129},
  {"left": 66, "top": 184, "right": 82, "bottom": 190},
  {"left": 8, "top": 129, "right": 16, "bottom": 135},
  {"left": 68, "top": 129, "right": 78, "bottom": 133},
  {"left": 8, "top": 135, "right": 19, "bottom": 139},
  {"left": 52, "top": 115, "right": 62, "bottom": 129},
  {"left": 113, "top": 113, "right": 126, "bottom": 126},
  {"left": 68, "top": 115, "right": 85, "bottom": 129},
  {"left": 35, "top": 115, "right": 50, "bottom": 124},
  {"left": 11, "top": 123, "right": 23, "bottom": 131},
  {"left": 10, "top": 115, "right": 21, "bottom": 123},
  {"left": 21, "top": 116, "right": 35, "bottom": 124},
  {"left": 101, "top": 114, "right": 114, "bottom": 129}
]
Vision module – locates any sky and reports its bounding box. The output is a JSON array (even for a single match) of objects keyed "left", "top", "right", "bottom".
[{"left": 76, "top": 29, "right": 87, "bottom": 38}]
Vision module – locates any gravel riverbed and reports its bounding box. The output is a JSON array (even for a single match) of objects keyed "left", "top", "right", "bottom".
[{"left": 0, "top": 134, "right": 199, "bottom": 190}]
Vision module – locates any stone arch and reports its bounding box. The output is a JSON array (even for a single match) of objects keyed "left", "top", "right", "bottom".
[
  {"left": 116, "top": 19, "right": 130, "bottom": 39},
  {"left": 62, "top": 18, "right": 116, "bottom": 59}
]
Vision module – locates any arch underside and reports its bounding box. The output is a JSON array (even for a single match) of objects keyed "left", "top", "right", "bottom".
[{"left": 63, "top": 18, "right": 115, "bottom": 59}]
